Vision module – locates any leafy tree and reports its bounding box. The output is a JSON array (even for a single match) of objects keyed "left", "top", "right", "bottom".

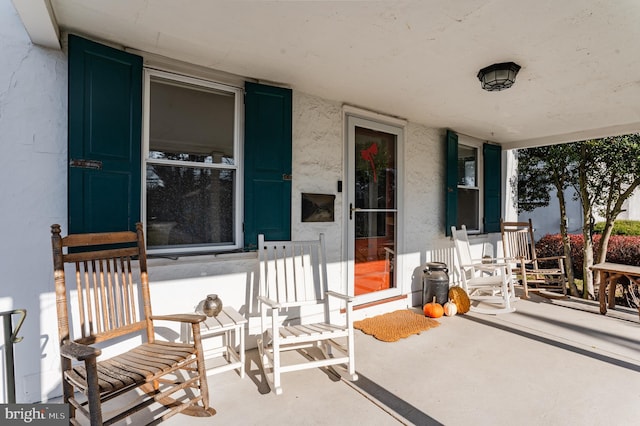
[
  {"left": 573, "top": 135, "right": 640, "bottom": 298},
  {"left": 517, "top": 134, "right": 640, "bottom": 299},
  {"left": 515, "top": 144, "right": 578, "bottom": 296}
]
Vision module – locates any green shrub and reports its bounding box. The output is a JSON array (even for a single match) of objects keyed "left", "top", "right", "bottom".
[{"left": 592, "top": 220, "right": 640, "bottom": 236}]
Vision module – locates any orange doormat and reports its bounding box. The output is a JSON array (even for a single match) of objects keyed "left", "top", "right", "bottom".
[{"left": 354, "top": 310, "right": 440, "bottom": 342}]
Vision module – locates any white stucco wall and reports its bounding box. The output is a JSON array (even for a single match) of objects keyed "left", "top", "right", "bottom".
[
  {"left": 620, "top": 191, "right": 640, "bottom": 220},
  {"left": 1, "top": 1, "right": 68, "bottom": 403},
  {"left": 518, "top": 183, "right": 640, "bottom": 240},
  {"left": 291, "top": 92, "right": 345, "bottom": 280},
  {"left": 519, "top": 187, "right": 584, "bottom": 241},
  {"left": 2, "top": 3, "right": 503, "bottom": 402},
  {"left": 403, "top": 124, "right": 448, "bottom": 303}
]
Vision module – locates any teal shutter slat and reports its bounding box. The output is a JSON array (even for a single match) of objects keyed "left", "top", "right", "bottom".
[
  {"left": 445, "top": 130, "right": 458, "bottom": 236},
  {"left": 483, "top": 143, "right": 502, "bottom": 233},
  {"left": 244, "top": 82, "right": 292, "bottom": 249},
  {"left": 68, "top": 35, "right": 142, "bottom": 233}
]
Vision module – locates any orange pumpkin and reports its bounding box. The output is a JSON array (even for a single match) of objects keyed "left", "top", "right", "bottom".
[{"left": 423, "top": 296, "right": 444, "bottom": 318}]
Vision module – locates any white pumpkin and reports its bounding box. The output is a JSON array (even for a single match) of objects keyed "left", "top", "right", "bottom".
[{"left": 443, "top": 300, "right": 458, "bottom": 316}]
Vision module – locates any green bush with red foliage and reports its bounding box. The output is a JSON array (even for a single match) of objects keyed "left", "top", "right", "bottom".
[{"left": 536, "top": 234, "right": 640, "bottom": 279}]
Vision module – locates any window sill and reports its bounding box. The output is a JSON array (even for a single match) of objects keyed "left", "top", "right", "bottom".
[
  {"left": 147, "top": 250, "right": 257, "bottom": 267},
  {"left": 466, "top": 232, "right": 498, "bottom": 241}
]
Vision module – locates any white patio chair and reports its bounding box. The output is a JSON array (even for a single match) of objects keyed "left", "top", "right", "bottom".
[
  {"left": 257, "top": 233, "right": 358, "bottom": 395},
  {"left": 451, "top": 225, "right": 517, "bottom": 314}
]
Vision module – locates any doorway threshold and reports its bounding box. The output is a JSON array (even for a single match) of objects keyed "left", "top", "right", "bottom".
[{"left": 353, "top": 295, "right": 407, "bottom": 311}]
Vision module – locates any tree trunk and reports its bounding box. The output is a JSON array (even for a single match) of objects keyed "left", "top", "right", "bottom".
[
  {"left": 597, "top": 222, "right": 614, "bottom": 264},
  {"left": 556, "top": 186, "right": 578, "bottom": 296},
  {"left": 581, "top": 228, "right": 595, "bottom": 299},
  {"left": 579, "top": 166, "right": 595, "bottom": 299}
]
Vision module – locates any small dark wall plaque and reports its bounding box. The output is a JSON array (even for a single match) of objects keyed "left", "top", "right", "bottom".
[
  {"left": 70, "top": 158, "right": 103, "bottom": 170},
  {"left": 302, "top": 193, "right": 335, "bottom": 222}
]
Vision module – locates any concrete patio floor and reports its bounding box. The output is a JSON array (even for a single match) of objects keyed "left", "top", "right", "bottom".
[{"left": 102, "top": 291, "right": 640, "bottom": 425}]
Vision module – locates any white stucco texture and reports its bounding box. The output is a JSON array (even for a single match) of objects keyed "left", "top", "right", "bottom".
[{"left": 1, "top": 0, "right": 68, "bottom": 403}]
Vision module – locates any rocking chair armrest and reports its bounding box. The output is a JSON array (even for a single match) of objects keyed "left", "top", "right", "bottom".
[
  {"left": 474, "top": 264, "right": 501, "bottom": 273},
  {"left": 487, "top": 257, "right": 516, "bottom": 263},
  {"left": 471, "top": 257, "right": 493, "bottom": 263},
  {"left": 60, "top": 341, "right": 101, "bottom": 361},
  {"left": 462, "top": 262, "right": 511, "bottom": 269},
  {"left": 257, "top": 295, "right": 281, "bottom": 309},
  {"left": 476, "top": 257, "right": 516, "bottom": 267},
  {"left": 326, "top": 290, "right": 355, "bottom": 302},
  {"left": 537, "top": 255, "right": 566, "bottom": 262},
  {"left": 150, "top": 314, "right": 206, "bottom": 324}
]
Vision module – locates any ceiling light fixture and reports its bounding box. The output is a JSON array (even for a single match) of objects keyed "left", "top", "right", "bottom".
[{"left": 477, "top": 62, "right": 521, "bottom": 92}]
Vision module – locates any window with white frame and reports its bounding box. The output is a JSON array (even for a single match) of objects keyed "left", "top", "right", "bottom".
[
  {"left": 144, "top": 70, "right": 243, "bottom": 253},
  {"left": 68, "top": 36, "right": 292, "bottom": 249},
  {"left": 457, "top": 142, "right": 481, "bottom": 231},
  {"left": 446, "top": 130, "right": 501, "bottom": 235}
]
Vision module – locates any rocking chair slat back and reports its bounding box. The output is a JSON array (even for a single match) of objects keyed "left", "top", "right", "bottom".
[
  {"left": 258, "top": 237, "right": 324, "bottom": 305},
  {"left": 51, "top": 223, "right": 213, "bottom": 425},
  {"left": 502, "top": 222, "right": 536, "bottom": 266},
  {"left": 500, "top": 218, "right": 567, "bottom": 297},
  {"left": 53, "top": 227, "right": 149, "bottom": 345},
  {"left": 74, "top": 257, "right": 143, "bottom": 342}
]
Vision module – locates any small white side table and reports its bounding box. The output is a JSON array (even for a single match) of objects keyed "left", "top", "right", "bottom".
[{"left": 182, "top": 307, "right": 247, "bottom": 378}]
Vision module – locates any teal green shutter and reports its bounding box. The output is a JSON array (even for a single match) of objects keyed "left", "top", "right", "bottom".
[
  {"left": 68, "top": 35, "right": 142, "bottom": 233},
  {"left": 244, "top": 82, "right": 292, "bottom": 249},
  {"left": 445, "top": 130, "right": 458, "bottom": 236},
  {"left": 483, "top": 143, "right": 502, "bottom": 233}
]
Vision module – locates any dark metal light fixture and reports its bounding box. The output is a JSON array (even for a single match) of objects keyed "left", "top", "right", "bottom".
[{"left": 477, "top": 62, "right": 521, "bottom": 91}]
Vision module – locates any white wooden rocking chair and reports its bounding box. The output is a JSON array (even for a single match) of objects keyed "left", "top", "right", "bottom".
[
  {"left": 257, "top": 234, "right": 358, "bottom": 395},
  {"left": 451, "top": 225, "right": 517, "bottom": 314}
]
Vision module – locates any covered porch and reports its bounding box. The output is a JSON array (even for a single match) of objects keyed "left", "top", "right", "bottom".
[
  {"left": 84, "top": 292, "right": 639, "bottom": 425},
  {"left": 5, "top": 0, "right": 640, "bottom": 410}
]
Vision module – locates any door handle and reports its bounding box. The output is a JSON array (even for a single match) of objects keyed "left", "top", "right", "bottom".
[{"left": 349, "top": 203, "right": 360, "bottom": 220}]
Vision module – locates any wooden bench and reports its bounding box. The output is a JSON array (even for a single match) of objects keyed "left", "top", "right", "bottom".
[
  {"left": 51, "top": 223, "right": 215, "bottom": 425},
  {"left": 591, "top": 262, "right": 640, "bottom": 321}
]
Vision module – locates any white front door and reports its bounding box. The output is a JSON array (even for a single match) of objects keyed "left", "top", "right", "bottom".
[{"left": 346, "top": 114, "right": 403, "bottom": 305}]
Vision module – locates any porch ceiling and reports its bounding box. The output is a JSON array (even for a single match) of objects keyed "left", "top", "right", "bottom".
[{"left": 14, "top": 0, "right": 640, "bottom": 149}]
